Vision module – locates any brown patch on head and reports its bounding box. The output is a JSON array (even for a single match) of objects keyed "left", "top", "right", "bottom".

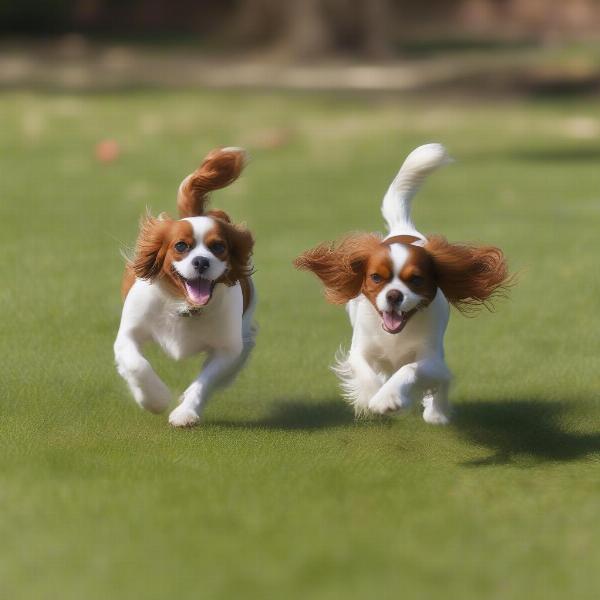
[
  {"left": 177, "top": 148, "right": 246, "bottom": 218},
  {"left": 206, "top": 209, "right": 232, "bottom": 223},
  {"left": 131, "top": 216, "right": 195, "bottom": 299},
  {"left": 383, "top": 234, "right": 422, "bottom": 246},
  {"left": 294, "top": 233, "right": 383, "bottom": 304},
  {"left": 359, "top": 245, "right": 394, "bottom": 308},
  {"left": 398, "top": 245, "right": 438, "bottom": 304},
  {"left": 208, "top": 218, "right": 254, "bottom": 286}
]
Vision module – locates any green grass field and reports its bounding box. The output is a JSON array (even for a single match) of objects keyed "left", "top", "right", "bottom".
[{"left": 1, "top": 90, "right": 600, "bottom": 599}]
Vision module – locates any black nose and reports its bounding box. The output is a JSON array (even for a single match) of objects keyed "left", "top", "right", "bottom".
[
  {"left": 386, "top": 289, "right": 404, "bottom": 305},
  {"left": 192, "top": 256, "right": 210, "bottom": 274}
]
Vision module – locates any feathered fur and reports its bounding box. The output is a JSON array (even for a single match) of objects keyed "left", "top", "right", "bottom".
[
  {"left": 177, "top": 147, "right": 247, "bottom": 218},
  {"left": 425, "top": 235, "right": 512, "bottom": 313},
  {"left": 294, "top": 233, "right": 382, "bottom": 304},
  {"left": 214, "top": 219, "right": 255, "bottom": 286},
  {"left": 132, "top": 213, "right": 173, "bottom": 280}
]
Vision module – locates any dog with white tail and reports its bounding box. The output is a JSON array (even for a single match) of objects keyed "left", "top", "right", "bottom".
[{"left": 295, "top": 144, "right": 511, "bottom": 424}]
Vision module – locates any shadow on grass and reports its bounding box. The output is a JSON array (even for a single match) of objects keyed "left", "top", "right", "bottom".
[
  {"left": 210, "top": 399, "right": 355, "bottom": 431},
  {"left": 210, "top": 398, "right": 600, "bottom": 466},
  {"left": 454, "top": 400, "right": 600, "bottom": 467}
]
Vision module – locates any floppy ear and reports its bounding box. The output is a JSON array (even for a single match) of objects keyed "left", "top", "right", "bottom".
[
  {"left": 219, "top": 220, "right": 254, "bottom": 285},
  {"left": 294, "top": 234, "right": 382, "bottom": 304},
  {"left": 177, "top": 147, "right": 246, "bottom": 218},
  {"left": 132, "top": 214, "right": 173, "bottom": 280},
  {"left": 425, "top": 235, "right": 511, "bottom": 312}
]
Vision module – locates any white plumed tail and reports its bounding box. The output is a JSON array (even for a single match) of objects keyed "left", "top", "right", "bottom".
[
  {"left": 331, "top": 347, "right": 384, "bottom": 417},
  {"left": 331, "top": 348, "right": 367, "bottom": 416},
  {"left": 381, "top": 143, "right": 452, "bottom": 233}
]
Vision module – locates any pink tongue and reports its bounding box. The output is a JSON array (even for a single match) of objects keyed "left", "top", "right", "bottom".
[
  {"left": 185, "top": 278, "right": 212, "bottom": 306},
  {"left": 383, "top": 311, "right": 404, "bottom": 331}
]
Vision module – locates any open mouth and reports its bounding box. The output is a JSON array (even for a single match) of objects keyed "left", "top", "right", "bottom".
[
  {"left": 381, "top": 308, "right": 417, "bottom": 334},
  {"left": 183, "top": 277, "right": 215, "bottom": 307}
]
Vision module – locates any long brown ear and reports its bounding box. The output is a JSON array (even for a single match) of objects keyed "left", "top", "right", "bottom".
[
  {"left": 425, "top": 235, "right": 511, "bottom": 313},
  {"left": 132, "top": 214, "right": 173, "bottom": 280},
  {"left": 294, "top": 234, "right": 382, "bottom": 304},
  {"left": 177, "top": 147, "right": 246, "bottom": 218},
  {"left": 219, "top": 220, "right": 254, "bottom": 285}
]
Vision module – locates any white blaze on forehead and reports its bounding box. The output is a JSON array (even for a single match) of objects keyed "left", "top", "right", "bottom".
[
  {"left": 389, "top": 243, "right": 410, "bottom": 275},
  {"left": 183, "top": 216, "right": 216, "bottom": 244}
]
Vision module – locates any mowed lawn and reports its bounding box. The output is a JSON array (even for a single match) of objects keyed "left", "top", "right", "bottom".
[{"left": 1, "top": 90, "right": 600, "bottom": 600}]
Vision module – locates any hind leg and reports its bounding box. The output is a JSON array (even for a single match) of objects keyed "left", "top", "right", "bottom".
[{"left": 422, "top": 381, "right": 451, "bottom": 425}]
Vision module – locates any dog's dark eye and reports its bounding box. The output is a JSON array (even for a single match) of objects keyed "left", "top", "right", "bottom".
[
  {"left": 408, "top": 274, "right": 424, "bottom": 286},
  {"left": 209, "top": 241, "right": 225, "bottom": 255},
  {"left": 174, "top": 241, "right": 188, "bottom": 253},
  {"left": 370, "top": 273, "right": 383, "bottom": 283}
]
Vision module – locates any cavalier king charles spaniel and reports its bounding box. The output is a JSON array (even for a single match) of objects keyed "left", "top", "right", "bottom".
[
  {"left": 114, "top": 147, "right": 256, "bottom": 427},
  {"left": 295, "top": 144, "right": 511, "bottom": 424}
]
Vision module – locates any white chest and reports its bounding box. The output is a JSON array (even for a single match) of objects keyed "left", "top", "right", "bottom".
[
  {"left": 150, "top": 310, "right": 216, "bottom": 360},
  {"left": 124, "top": 280, "right": 243, "bottom": 361},
  {"left": 350, "top": 293, "right": 449, "bottom": 374}
]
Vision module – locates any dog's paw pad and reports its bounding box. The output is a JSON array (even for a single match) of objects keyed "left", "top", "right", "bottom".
[{"left": 169, "top": 405, "right": 200, "bottom": 428}]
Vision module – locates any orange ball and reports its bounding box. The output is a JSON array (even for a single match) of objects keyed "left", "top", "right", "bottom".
[{"left": 95, "top": 139, "right": 120, "bottom": 163}]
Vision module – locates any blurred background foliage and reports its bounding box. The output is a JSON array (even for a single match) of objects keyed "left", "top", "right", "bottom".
[
  {"left": 2, "top": 1, "right": 600, "bottom": 96},
  {"left": 3, "top": 1, "right": 600, "bottom": 56}
]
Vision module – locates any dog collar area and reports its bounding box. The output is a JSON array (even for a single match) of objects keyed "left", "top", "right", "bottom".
[{"left": 177, "top": 306, "right": 205, "bottom": 317}]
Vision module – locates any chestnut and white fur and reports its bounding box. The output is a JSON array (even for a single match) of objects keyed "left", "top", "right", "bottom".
[
  {"left": 295, "top": 144, "right": 510, "bottom": 424},
  {"left": 114, "top": 147, "right": 256, "bottom": 427}
]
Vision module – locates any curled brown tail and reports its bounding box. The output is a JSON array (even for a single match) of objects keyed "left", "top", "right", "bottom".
[{"left": 177, "top": 147, "right": 247, "bottom": 218}]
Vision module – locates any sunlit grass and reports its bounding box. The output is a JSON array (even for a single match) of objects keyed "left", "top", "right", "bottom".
[{"left": 1, "top": 90, "right": 599, "bottom": 600}]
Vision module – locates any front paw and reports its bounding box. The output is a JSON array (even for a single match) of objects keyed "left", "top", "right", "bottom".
[
  {"left": 368, "top": 389, "right": 407, "bottom": 415},
  {"left": 169, "top": 405, "right": 201, "bottom": 428},
  {"left": 368, "top": 379, "right": 419, "bottom": 415}
]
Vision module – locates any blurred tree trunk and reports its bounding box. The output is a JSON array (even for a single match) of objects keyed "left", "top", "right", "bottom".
[
  {"left": 361, "top": 0, "right": 393, "bottom": 58},
  {"left": 229, "top": 0, "right": 394, "bottom": 60},
  {"left": 286, "top": 0, "right": 332, "bottom": 59},
  {"left": 231, "top": 0, "right": 280, "bottom": 45}
]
